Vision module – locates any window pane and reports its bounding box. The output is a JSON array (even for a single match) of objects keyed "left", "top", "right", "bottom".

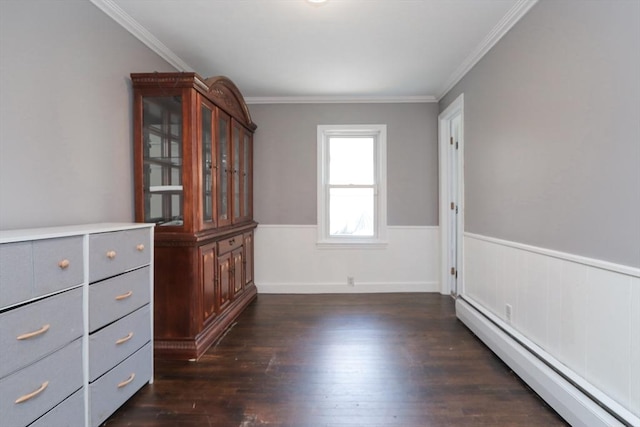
[
  {"left": 329, "top": 187, "right": 374, "bottom": 236},
  {"left": 329, "top": 137, "right": 374, "bottom": 185}
]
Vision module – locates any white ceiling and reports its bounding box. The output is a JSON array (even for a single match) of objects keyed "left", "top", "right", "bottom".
[{"left": 94, "top": 0, "right": 537, "bottom": 102}]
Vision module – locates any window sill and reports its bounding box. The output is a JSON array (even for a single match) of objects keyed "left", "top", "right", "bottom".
[{"left": 316, "top": 239, "right": 388, "bottom": 250}]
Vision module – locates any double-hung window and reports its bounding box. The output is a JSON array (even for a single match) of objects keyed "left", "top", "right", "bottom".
[{"left": 317, "top": 124, "right": 387, "bottom": 247}]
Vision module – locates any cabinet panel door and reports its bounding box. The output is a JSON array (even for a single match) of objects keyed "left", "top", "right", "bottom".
[
  {"left": 243, "top": 232, "right": 254, "bottom": 286},
  {"left": 200, "top": 243, "right": 216, "bottom": 324},
  {"left": 217, "top": 252, "right": 231, "bottom": 311},
  {"left": 232, "top": 247, "right": 243, "bottom": 297}
]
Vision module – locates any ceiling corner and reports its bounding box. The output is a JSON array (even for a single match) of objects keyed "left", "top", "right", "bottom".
[
  {"left": 89, "top": 0, "right": 193, "bottom": 72},
  {"left": 436, "top": 0, "right": 539, "bottom": 101}
]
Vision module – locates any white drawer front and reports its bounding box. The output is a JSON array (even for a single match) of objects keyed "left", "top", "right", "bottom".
[
  {"left": 30, "top": 387, "right": 84, "bottom": 427},
  {"left": 90, "top": 343, "right": 152, "bottom": 427},
  {"left": 0, "top": 338, "right": 82, "bottom": 427},
  {"left": 0, "top": 287, "right": 83, "bottom": 378},
  {"left": 33, "top": 236, "right": 84, "bottom": 297},
  {"left": 89, "top": 304, "right": 151, "bottom": 382},
  {"left": 0, "top": 241, "right": 33, "bottom": 309},
  {"left": 89, "top": 228, "right": 151, "bottom": 282},
  {"left": 89, "top": 266, "right": 150, "bottom": 332}
]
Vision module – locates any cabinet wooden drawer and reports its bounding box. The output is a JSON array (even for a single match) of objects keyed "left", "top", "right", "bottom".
[
  {"left": 217, "top": 234, "right": 243, "bottom": 254},
  {"left": 89, "top": 228, "right": 151, "bottom": 282},
  {"left": 30, "top": 387, "right": 84, "bottom": 427},
  {"left": 0, "top": 338, "right": 82, "bottom": 427},
  {"left": 33, "top": 236, "right": 84, "bottom": 297},
  {"left": 0, "top": 241, "right": 33, "bottom": 309},
  {"left": 89, "top": 304, "right": 151, "bottom": 382},
  {"left": 0, "top": 287, "right": 83, "bottom": 378},
  {"left": 89, "top": 266, "right": 150, "bottom": 332},
  {"left": 90, "top": 342, "right": 152, "bottom": 427}
]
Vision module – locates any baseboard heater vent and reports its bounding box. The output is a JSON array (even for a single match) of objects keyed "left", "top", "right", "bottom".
[{"left": 455, "top": 297, "right": 637, "bottom": 427}]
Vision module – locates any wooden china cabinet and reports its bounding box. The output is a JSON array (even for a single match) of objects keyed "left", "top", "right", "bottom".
[{"left": 131, "top": 72, "right": 257, "bottom": 360}]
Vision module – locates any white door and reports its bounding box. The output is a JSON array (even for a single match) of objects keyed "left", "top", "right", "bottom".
[
  {"left": 448, "top": 114, "right": 461, "bottom": 295},
  {"left": 439, "top": 94, "right": 464, "bottom": 296}
]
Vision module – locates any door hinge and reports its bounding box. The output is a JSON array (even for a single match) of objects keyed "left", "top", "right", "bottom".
[
  {"left": 450, "top": 267, "right": 456, "bottom": 276},
  {"left": 450, "top": 202, "right": 455, "bottom": 210},
  {"left": 450, "top": 136, "right": 454, "bottom": 145},
  {"left": 455, "top": 141, "right": 459, "bottom": 150}
]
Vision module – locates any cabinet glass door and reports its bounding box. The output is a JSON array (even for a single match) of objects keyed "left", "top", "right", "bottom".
[
  {"left": 142, "top": 96, "right": 183, "bottom": 226},
  {"left": 233, "top": 122, "right": 241, "bottom": 222},
  {"left": 217, "top": 111, "right": 231, "bottom": 227},
  {"left": 242, "top": 132, "right": 252, "bottom": 220},
  {"left": 201, "top": 103, "right": 214, "bottom": 227}
]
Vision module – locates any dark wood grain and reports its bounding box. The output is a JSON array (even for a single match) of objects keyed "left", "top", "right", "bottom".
[{"left": 102, "top": 293, "right": 568, "bottom": 426}]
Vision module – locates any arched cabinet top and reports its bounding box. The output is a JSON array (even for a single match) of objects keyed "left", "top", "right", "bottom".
[{"left": 130, "top": 72, "right": 257, "bottom": 131}]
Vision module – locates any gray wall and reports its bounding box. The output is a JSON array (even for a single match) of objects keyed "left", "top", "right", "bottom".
[
  {"left": 250, "top": 103, "right": 439, "bottom": 226},
  {"left": 0, "top": 0, "right": 176, "bottom": 230},
  {"left": 440, "top": 0, "right": 640, "bottom": 267}
]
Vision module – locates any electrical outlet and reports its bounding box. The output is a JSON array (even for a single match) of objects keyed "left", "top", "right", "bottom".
[
  {"left": 347, "top": 276, "right": 355, "bottom": 286},
  {"left": 505, "top": 304, "right": 512, "bottom": 323}
]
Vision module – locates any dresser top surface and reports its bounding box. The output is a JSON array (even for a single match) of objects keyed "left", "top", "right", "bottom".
[{"left": 0, "top": 223, "right": 154, "bottom": 244}]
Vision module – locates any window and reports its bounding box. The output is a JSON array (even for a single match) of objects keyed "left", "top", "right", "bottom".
[{"left": 317, "top": 124, "right": 387, "bottom": 247}]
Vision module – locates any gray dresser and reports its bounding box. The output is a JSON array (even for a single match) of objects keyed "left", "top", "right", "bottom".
[{"left": 0, "top": 223, "right": 154, "bottom": 427}]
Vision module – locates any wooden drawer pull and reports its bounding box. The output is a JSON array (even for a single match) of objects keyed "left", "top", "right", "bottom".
[
  {"left": 117, "top": 373, "right": 135, "bottom": 388},
  {"left": 17, "top": 324, "right": 50, "bottom": 340},
  {"left": 115, "top": 291, "right": 133, "bottom": 301},
  {"left": 15, "top": 381, "right": 49, "bottom": 404},
  {"left": 115, "top": 332, "right": 134, "bottom": 345},
  {"left": 106, "top": 250, "right": 117, "bottom": 259},
  {"left": 58, "top": 259, "right": 70, "bottom": 269},
  {"left": 136, "top": 244, "right": 145, "bottom": 252}
]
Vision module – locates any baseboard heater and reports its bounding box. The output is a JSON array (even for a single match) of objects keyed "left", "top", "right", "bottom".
[{"left": 455, "top": 297, "right": 637, "bottom": 427}]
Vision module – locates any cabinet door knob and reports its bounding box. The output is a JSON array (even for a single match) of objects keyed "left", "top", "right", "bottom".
[
  {"left": 58, "top": 259, "right": 70, "bottom": 269},
  {"left": 117, "top": 373, "right": 136, "bottom": 388},
  {"left": 136, "top": 244, "right": 145, "bottom": 252},
  {"left": 106, "top": 250, "right": 117, "bottom": 259},
  {"left": 16, "top": 324, "right": 50, "bottom": 340},
  {"left": 115, "top": 290, "right": 133, "bottom": 301},
  {"left": 15, "top": 381, "right": 49, "bottom": 404},
  {"left": 115, "top": 332, "right": 134, "bottom": 345}
]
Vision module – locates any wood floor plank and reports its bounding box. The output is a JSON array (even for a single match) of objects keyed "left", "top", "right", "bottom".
[{"left": 102, "top": 293, "right": 568, "bottom": 426}]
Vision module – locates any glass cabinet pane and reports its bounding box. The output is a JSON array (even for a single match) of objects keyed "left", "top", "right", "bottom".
[
  {"left": 143, "top": 96, "right": 183, "bottom": 226},
  {"left": 243, "top": 133, "right": 251, "bottom": 218},
  {"left": 233, "top": 126, "right": 241, "bottom": 220},
  {"left": 218, "top": 114, "right": 229, "bottom": 222},
  {"left": 201, "top": 104, "right": 213, "bottom": 224}
]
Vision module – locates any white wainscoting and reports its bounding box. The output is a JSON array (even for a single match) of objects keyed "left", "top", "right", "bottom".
[
  {"left": 254, "top": 225, "right": 440, "bottom": 294},
  {"left": 462, "top": 232, "right": 640, "bottom": 425}
]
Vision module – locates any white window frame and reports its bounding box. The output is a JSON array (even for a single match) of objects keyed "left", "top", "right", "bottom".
[{"left": 317, "top": 124, "right": 387, "bottom": 248}]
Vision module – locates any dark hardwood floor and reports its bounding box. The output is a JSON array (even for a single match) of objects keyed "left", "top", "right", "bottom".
[{"left": 102, "top": 294, "right": 568, "bottom": 426}]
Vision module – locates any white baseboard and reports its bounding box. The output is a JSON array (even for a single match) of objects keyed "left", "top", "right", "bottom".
[
  {"left": 456, "top": 297, "right": 630, "bottom": 427},
  {"left": 257, "top": 281, "right": 439, "bottom": 294}
]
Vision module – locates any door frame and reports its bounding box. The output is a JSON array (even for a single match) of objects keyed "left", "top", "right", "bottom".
[{"left": 438, "top": 93, "right": 465, "bottom": 296}]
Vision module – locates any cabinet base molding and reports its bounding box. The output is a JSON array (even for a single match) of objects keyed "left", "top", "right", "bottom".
[{"left": 155, "top": 284, "right": 257, "bottom": 360}]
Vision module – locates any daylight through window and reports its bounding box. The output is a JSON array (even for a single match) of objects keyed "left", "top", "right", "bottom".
[{"left": 317, "top": 125, "right": 387, "bottom": 247}]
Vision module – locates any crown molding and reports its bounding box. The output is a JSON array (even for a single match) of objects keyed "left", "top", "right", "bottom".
[
  {"left": 245, "top": 95, "right": 437, "bottom": 105},
  {"left": 436, "top": 0, "right": 538, "bottom": 100},
  {"left": 89, "top": 0, "right": 192, "bottom": 72}
]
